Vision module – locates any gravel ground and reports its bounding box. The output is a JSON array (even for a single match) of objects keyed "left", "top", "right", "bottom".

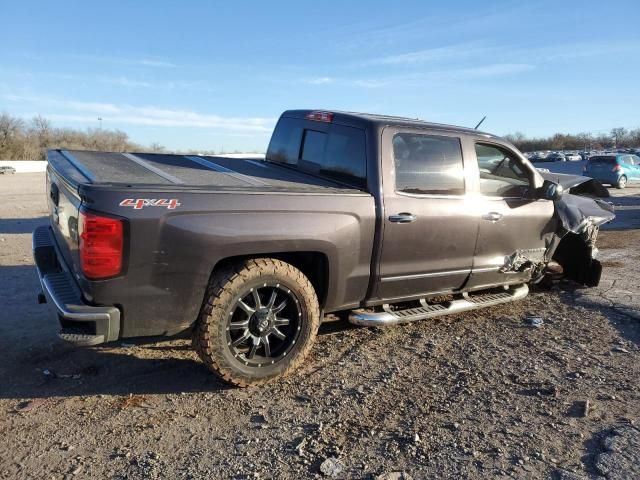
[{"left": 0, "top": 173, "right": 638, "bottom": 479}]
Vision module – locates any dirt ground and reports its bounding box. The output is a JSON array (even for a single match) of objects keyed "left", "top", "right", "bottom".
[{"left": 0, "top": 173, "right": 638, "bottom": 480}]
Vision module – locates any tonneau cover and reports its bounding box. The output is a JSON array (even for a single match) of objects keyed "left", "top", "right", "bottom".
[{"left": 48, "top": 149, "right": 364, "bottom": 194}]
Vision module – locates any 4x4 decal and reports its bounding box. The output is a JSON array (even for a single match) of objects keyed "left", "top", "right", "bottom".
[{"left": 119, "top": 198, "right": 181, "bottom": 210}]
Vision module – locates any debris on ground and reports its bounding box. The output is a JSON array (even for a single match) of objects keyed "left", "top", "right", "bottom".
[
  {"left": 320, "top": 457, "right": 344, "bottom": 477},
  {"left": 611, "top": 346, "right": 630, "bottom": 354},
  {"left": 525, "top": 315, "right": 544, "bottom": 328},
  {"left": 14, "top": 398, "right": 47, "bottom": 413},
  {"left": 570, "top": 400, "right": 591, "bottom": 418}
]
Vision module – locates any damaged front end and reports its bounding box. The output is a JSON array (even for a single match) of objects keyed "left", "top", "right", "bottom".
[{"left": 539, "top": 173, "right": 616, "bottom": 287}]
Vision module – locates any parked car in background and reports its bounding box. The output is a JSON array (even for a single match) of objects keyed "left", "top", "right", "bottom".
[
  {"left": 532, "top": 153, "right": 566, "bottom": 163},
  {"left": 563, "top": 152, "right": 582, "bottom": 161},
  {"left": 0, "top": 166, "right": 16, "bottom": 174},
  {"left": 549, "top": 153, "right": 567, "bottom": 162},
  {"left": 528, "top": 151, "right": 550, "bottom": 162},
  {"left": 584, "top": 154, "right": 640, "bottom": 188}
]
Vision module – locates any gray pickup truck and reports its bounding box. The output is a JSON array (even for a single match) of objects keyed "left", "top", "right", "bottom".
[{"left": 34, "top": 109, "right": 614, "bottom": 386}]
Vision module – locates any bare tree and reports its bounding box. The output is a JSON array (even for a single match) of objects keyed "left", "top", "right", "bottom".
[
  {"left": 611, "top": 127, "right": 628, "bottom": 147},
  {"left": 148, "top": 142, "right": 166, "bottom": 153}
]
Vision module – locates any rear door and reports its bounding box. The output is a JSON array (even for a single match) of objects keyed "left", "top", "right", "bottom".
[
  {"left": 375, "top": 128, "right": 479, "bottom": 301},
  {"left": 465, "top": 141, "right": 556, "bottom": 289}
]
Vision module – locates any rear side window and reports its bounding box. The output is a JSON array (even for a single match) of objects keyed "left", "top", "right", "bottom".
[
  {"left": 266, "top": 117, "right": 303, "bottom": 165},
  {"left": 393, "top": 133, "right": 464, "bottom": 195},
  {"left": 322, "top": 125, "right": 367, "bottom": 187},
  {"left": 267, "top": 118, "right": 367, "bottom": 189}
]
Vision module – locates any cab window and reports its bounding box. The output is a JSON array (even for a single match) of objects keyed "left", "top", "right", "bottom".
[
  {"left": 393, "top": 133, "right": 465, "bottom": 195},
  {"left": 475, "top": 143, "right": 530, "bottom": 198}
]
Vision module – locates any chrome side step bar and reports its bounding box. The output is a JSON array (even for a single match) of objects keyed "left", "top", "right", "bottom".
[{"left": 348, "top": 284, "right": 529, "bottom": 326}]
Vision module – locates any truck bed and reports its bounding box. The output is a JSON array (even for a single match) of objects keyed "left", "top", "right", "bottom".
[{"left": 49, "top": 149, "right": 363, "bottom": 194}]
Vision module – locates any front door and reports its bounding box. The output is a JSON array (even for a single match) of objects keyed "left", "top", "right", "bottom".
[
  {"left": 375, "top": 128, "right": 479, "bottom": 301},
  {"left": 466, "top": 142, "right": 556, "bottom": 289}
]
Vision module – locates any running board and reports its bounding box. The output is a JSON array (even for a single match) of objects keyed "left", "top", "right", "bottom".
[{"left": 348, "top": 284, "right": 529, "bottom": 326}]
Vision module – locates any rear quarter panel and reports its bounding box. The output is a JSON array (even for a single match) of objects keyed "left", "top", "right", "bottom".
[{"left": 80, "top": 187, "right": 376, "bottom": 337}]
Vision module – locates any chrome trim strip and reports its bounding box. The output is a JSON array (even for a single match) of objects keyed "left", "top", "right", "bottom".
[
  {"left": 122, "top": 153, "right": 185, "bottom": 184},
  {"left": 247, "top": 160, "right": 269, "bottom": 169},
  {"left": 381, "top": 268, "right": 471, "bottom": 283},
  {"left": 471, "top": 266, "right": 501, "bottom": 273},
  {"left": 395, "top": 191, "right": 468, "bottom": 200},
  {"left": 60, "top": 150, "right": 96, "bottom": 182},
  {"left": 186, "top": 156, "right": 267, "bottom": 186}
]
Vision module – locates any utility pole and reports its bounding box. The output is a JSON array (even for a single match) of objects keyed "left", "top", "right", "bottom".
[{"left": 98, "top": 117, "right": 103, "bottom": 130}]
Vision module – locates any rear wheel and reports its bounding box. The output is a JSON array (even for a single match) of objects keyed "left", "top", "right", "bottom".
[
  {"left": 193, "top": 258, "right": 320, "bottom": 387},
  {"left": 616, "top": 175, "right": 627, "bottom": 189}
]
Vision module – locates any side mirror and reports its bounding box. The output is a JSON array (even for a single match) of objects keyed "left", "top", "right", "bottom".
[{"left": 539, "top": 180, "right": 563, "bottom": 201}]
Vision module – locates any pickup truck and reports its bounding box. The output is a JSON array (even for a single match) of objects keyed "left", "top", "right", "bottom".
[{"left": 33, "top": 109, "right": 615, "bottom": 386}]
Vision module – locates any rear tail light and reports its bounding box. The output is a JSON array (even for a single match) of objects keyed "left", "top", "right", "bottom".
[
  {"left": 612, "top": 164, "right": 621, "bottom": 172},
  {"left": 79, "top": 211, "right": 123, "bottom": 279},
  {"left": 305, "top": 111, "right": 334, "bottom": 122}
]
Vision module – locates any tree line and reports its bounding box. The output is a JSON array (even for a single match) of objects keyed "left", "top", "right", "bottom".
[
  {"left": 0, "top": 112, "right": 160, "bottom": 160},
  {"left": 504, "top": 127, "right": 640, "bottom": 153}
]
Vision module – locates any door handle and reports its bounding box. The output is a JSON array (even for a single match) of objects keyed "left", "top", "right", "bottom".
[
  {"left": 482, "top": 212, "right": 503, "bottom": 222},
  {"left": 389, "top": 213, "right": 417, "bottom": 223}
]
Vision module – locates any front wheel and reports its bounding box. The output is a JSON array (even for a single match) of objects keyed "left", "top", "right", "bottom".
[
  {"left": 193, "top": 258, "right": 320, "bottom": 387},
  {"left": 616, "top": 175, "right": 627, "bottom": 189}
]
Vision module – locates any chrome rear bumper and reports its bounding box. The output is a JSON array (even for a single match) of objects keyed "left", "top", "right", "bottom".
[{"left": 33, "top": 225, "right": 120, "bottom": 346}]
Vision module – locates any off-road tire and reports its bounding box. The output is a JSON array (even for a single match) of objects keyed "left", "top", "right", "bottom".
[{"left": 192, "top": 258, "right": 320, "bottom": 387}]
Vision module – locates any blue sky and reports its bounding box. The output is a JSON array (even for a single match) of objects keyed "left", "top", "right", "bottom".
[{"left": 2, "top": 0, "right": 639, "bottom": 152}]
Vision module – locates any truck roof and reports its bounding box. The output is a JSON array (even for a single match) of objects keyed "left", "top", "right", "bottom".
[{"left": 282, "top": 109, "right": 497, "bottom": 138}]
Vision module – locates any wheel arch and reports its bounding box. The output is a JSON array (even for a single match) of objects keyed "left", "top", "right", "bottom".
[{"left": 210, "top": 252, "right": 330, "bottom": 309}]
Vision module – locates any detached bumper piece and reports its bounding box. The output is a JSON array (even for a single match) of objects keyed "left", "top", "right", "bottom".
[
  {"left": 349, "top": 284, "right": 529, "bottom": 326},
  {"left": 33, "top": 226, "right": 120, "bottom": 346}
]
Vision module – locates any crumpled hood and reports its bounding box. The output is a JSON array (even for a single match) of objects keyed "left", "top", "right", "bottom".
[
  {"left": 555, "top": 193, "right": 615, "bottom": 233},
  {"left": 539, "top": 171, "right": 610, "bottom": 198}
]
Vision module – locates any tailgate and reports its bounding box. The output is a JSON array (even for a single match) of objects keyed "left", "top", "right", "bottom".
[
  {"left": 46, "top": 154, "right": 84, "bottom": 277},
  {"left": 587, "top": 157, "right": 616, "bottom": 175}
]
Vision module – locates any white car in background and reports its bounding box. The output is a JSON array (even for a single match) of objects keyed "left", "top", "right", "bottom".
[{"left": 564, "top": 152, "right": 582, "bottom": 161}]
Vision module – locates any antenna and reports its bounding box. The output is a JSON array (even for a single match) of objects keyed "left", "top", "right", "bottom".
[{"left": 474, "top": 115, "right": 487, "bottom": 130}]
